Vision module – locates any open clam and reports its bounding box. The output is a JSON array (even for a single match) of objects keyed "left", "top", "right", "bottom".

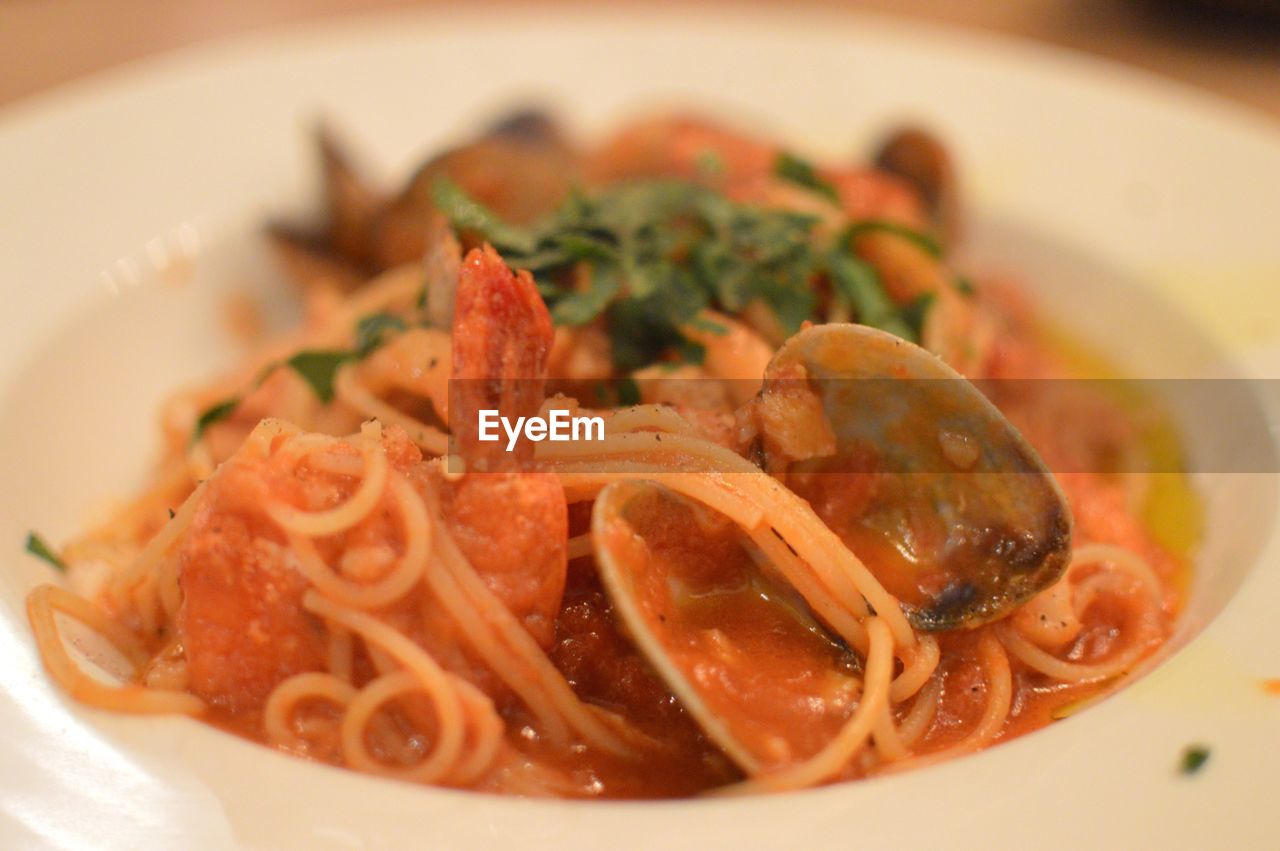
[
  {"left": 757, "top": 323, "right": 1072, "bottom": 631},
  {"left": 592, "top": 479, "right": 866, "bottom": 775}
]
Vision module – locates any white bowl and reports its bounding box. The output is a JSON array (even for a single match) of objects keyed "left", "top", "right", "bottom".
[{"left": 1, "top": 7, "right": 1278, "bottom": 849}]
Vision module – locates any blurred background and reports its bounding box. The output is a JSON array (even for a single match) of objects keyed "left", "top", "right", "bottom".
[{"left": 2, "top": 0, "right": 1279, "bottom": 117}]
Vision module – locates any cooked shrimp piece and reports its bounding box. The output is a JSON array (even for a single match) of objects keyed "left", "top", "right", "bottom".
[
  {"left": 678, "top": 309, "right": 773, "bottom": 406},
  {"left": 437, "top": 245, "right": 568, "bottom": 648},
  {"left": 450, "top": 245, "right": 555, "bottom": 469},
  {"left": 177, "top": 422, "right": 425, "bottom": 710}
]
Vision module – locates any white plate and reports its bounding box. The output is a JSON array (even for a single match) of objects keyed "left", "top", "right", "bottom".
[{"left": 1, "top": 6, "right": 1278, "bottom": 849}]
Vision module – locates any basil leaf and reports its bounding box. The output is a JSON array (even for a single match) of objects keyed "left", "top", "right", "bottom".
[
  {"left": 615, "top": 377, "right": 641, "bottom": 407},
  {"left": 774, "top": 151, "right": 840, "bottom": 204},
  {"left": 354, "top": 312, "right": 407, "bottom": 358},
  {"left": 1179, "top": 745, "right": 1210, "bottom": 775},
  {"left": 828, "top": 251, "right": 915, "bottom": 342},
  {"left": 192, "top": 397, "right": 241, "bottom": 443},
  {"left": 431, "top": 177, "right": 537, "bottom": 254},
  {"left": 286, "top": 350, "right": 352, "bottom": 404},
  {"left": 550, "top": 265, "right": 622, "bottom": 327},
  {"left": 845, "top": 220, "right": 942, "bottom": 258},
  {"left": 25, "top": 532, "right": 66, "bottom": 572},
  {"left": 900, "top": 292, "right": 936, "bottom": 341}
]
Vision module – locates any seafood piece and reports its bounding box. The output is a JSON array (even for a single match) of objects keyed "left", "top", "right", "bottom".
[
  {"left": 589, "top": 114, "right": 927, "bottom": 226},
  {"left": 757, "top": 323, "right": 1072, "bottom": 630},
  {"left": 678, "top": 309, "right": 773, "bottom": 407},
  {"left": 177, "top": 420, "right": 424, "bottom": 710},
  {"left": 437, "top": 245, "right": 567, "bottom": 647},
  {"left": 874, "top": 127, "right": 959, "bottom": 245},
  {"left": 375, "top": 111, "right": 577, "bottom": 267},
  {"left": 592, "top": 480, "right": 863, "bottom": 774},
  {"left": 269, "top": 110, "right": 575, "bottom": 281}
]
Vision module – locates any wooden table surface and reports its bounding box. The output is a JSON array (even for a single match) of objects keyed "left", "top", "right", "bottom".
[{"left": 2, "top": 0, "right": 1279, "bottom": 119}]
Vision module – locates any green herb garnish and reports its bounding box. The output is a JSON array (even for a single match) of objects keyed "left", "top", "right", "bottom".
[
  {"left": 25, "top": 532, "right": 66, "bottom": 572},
  {"left": 773, "top": 151, "right": 840, "bottom": 204},
  {"left": 845, "top": 220, "right": 942, "bottom": 258},
  {"left": 284, "top": 350, "right": 351, "bottom": 404},
  {"left": 1179, "top": 744, "right": 1210, "bottom": 775},
  {"left": 354, "top": 312, "right": 408, "bottom": 357},
  {"left": 190, "top": 309, "right": 410, "bottom": 443},
  {"left": 828, "top": 251, "right": 917, "bottom": 342},
  {"left": 434, "top": 177, "right": 937, "bottom": 371},
  {"left": 430, "top": 178, "right": 536, "bottom": 253},
  {"left": 192, "top": 397, "right": 242, "bottom": 443}
]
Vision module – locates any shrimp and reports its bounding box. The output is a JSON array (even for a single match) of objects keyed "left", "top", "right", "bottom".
[
  {"left": 176, "top": 421, "right": 425, "bottom": 710},
  {"left": 679, "top": 309, "right": 774, "bottom": 406},
  {"left": 434, "top": 245, "right": 568, "bottom": 648}
]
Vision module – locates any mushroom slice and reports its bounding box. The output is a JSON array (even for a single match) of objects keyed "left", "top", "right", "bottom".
[
  {"left": 592, "top": 479, "right": 864, "bottom": 775},
  {"left": 760, "top": 323, "right": 1071, "bottom": 631}
]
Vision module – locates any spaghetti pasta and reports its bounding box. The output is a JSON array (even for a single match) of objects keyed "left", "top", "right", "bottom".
[{"left": 23, "top": 110, "right": 1189, "bottom": 799}]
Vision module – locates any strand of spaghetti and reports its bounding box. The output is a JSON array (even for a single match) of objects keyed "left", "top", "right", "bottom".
[
  {"left": 425, "top": 504, "right": 635, "bottom": 756},
  {"left": 448, "top": 679, "right": 508, "bottom": 785},
  {"left": 110, "top": 478, "right": 207, "bottom": 592},
  {"left": 890, "top": 634, "right": 940, "bottom": 703},
  {"left": 558, "top": 464, "right": 883, "bottom": 652},
  {"left": 1071, "top": 543, "right": 1163, "bottom": 597},
  {"left": 327, "top": 625, "right": 355, "bottom": 683},
  {"left": 334, "top": 365, "right": 450, "bottom": 455},
  {"left": 158, "top": 558, "right": 182, "bottom": 621},
  {"left": 721, "top": 616, "right": 895, "bottom": 794},
  {"left": 552, "top": 450, "right": 914, "bottom": 648},
  {"left": 544, "top": 435, "right": 914, "bottom": 645},
  {"left": 263, "top": 672, "right": 356, "bottom": 748},
  {"left": 871, "top": 697, "right": 908, "bottom": 762},
  {"left": 341, "top": 671, "right": 484, "bottom": 783},
  {"left": 565, "top": 533, "right": 594, "bottom": 561},
  {"left": 748, "top": 522, "right": 869, "bottom": 651},
  {"left": 600, "top": 404, "right": 702, "bottom": 437},
  {"left": 883, "top": 632, "right": 1013, "bottom": 774},
  {"left": 302, "top": 591, "right": 471, "bottom": 781},
  {"left": 420, "top": 548, "right": 567, "bottom": 745},
  {"left": 265, "top": 433, "right": 389, "bottom": 537},
  {"left": 286, "top": 474, "right": 429, "bottom": 609},
  {"left": 1000, "top": 545, "right": 1162, "bottom": 683},
  {"left": 996, "top": 611, "right": 1156, "bottom": 683},
  {"left": 952, "top": 633, "right": 1013, "bottom": 755},
  {"left": 341, "top": 641, "right": 439, "bottom": 767},
  {"left": 26, "top": 585, "right": 204, "bottom": 715},
  {"left": 895, "top": 675, "right": 942, "bottom": 748}
]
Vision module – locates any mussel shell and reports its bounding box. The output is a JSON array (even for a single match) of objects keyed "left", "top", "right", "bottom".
[
  {"left": 592, "top": 480, "right": 864, "bottom": 775},
  {"left": 763, "top": 323, "right": 1072, "bottom": 630}
]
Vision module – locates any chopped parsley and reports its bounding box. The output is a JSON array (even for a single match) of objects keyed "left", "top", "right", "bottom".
[
  {"left": 1179, "top": 744, "right": 1210, "bottom": 776},
  {"left": 192, "top": 397, "right": 242, "bottom": 442},
  {"left": 284, "top": 349, "right": 351, "bottom": 404},
  {"left": 844, "top": 219, "right": 942, "bottom": 258},
  {"left": 354, "top": 312, "right": 407, "bottom": 358},
  {"left": 191, "top": 311, "right": 409, "bottom": 443},
  {"left": 433, "top": 176, "right": 937, "bottom": 368},
  {"left": 773, "top": 151, "right": 840, "bottom": 204},
  {"left": 25, "top": 532, "right": 65, "bottom": 572}
]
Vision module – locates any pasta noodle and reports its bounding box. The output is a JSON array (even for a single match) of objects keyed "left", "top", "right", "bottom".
[{"left": 23, "top": 110, "right": 1188, "bottom": 799}]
